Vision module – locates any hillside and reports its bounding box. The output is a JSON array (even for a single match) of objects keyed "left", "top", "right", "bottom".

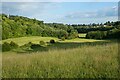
[{"left": 1, "top": 14, "right": 78, "bottom": 40}]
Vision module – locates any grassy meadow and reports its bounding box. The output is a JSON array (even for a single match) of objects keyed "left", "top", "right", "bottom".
[
  {"left": 0, "top": 34, "right": 107, "bottom": 46},
  {"left": 0, "top": 36, "right": 59, "bottom": 46},
  {"left": 78, "top": 33, "right": 86, "bottom": 38},
  {"left": 1, "top": 35, "right": 120, "bottom": 78}
]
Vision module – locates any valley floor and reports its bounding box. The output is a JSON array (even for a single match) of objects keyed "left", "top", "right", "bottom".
[{"left": 1, "top": 36, "right": 120, "bottom": 78}]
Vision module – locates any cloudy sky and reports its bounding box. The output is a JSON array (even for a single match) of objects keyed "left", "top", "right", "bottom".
[{"left": 2, "top": 2, "right": 119, "bottom": 24}]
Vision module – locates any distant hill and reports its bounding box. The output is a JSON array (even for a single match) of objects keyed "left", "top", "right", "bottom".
[{"left": 1, "top": 14, "right": 78, "bottom": 40}]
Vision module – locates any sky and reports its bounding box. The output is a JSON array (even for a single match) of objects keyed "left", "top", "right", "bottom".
[
  {"left": 1, "top": 2, "right": 119, "bottom": 24},
  {"left": 1, "top": 0, "right": 120, "bottom": 2}
]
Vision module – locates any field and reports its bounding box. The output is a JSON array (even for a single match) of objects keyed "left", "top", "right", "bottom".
[
  {"left": 78, "top": 33, "right": 86, "bottom": 38},
  {"left": 0, "top": 34, "right": 107, "bottom": 46},
  {"left": 0, "top": 36, "right": 59, "bottom": 46},
  {"left": 1, "top": 35, "right": 120, "bottom": 78}
]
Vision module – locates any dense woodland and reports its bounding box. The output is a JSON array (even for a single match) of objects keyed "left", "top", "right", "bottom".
[
  {"left": 1, "top": 14, "right": 120, "bottom": 40},
  {"left": 1, "top": 14, "right": 78, "bottom": 40},
  {"left": 85, "top": 21, "right": 120, "bottom": 39},
  {"left": 72, "top": 21, "right": 120, "bottom": 39}
]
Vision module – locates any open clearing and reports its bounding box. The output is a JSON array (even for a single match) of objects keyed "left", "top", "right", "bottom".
[
  {"left": 0, "top": 36, "right": 59, "bottom": 46},
  {"left": 0, "top": 35, "right": 108, "bottom": 46},
  {"left": 78, "top": 33, "right": 86, "bottom": 38}
]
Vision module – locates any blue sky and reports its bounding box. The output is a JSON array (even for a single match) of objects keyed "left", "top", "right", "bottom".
[
  {"left": 2, "top": 2, "right": 118, "bottom": 24},
  {"left": 1, "top": 0, "right": 120, "bottom": 2}
]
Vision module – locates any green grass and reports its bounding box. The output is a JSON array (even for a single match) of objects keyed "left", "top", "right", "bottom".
[
  {"left": 0, "top": 36, "right": 59, "bottom": 46},
  {"left": 78, "top": 33, "right": 86, "bottom": 38},
  {"left": 61, "top": 38, "right": 107, "bottom": 43},
  {"left": 1, "top": 36, "right": 119, "bottom": 78},
  {"left": 1, "top": 36, "right": 109, "bottom": 53},
  {"left": 2, "top": 42, "right": 119, "bottom": 78},
  {"left": 0, "top": 36, "right": 108, "bottom": 46}
]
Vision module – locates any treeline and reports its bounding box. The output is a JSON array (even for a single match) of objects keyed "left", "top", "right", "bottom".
[
  {"left": 70, "top": 21, "right": 120, "bottom": 39},
  {"left": 86, "top": 28, "right": 120, "bottom": 39},
  {"left": 71, "top": 21, "right": 118, "bottom": 33},
  {"left": 1, "top": 14, "right": 78, "bottom": 40},
  {"left": 86, "top": 22, "right": 120, "bottom": 39}
]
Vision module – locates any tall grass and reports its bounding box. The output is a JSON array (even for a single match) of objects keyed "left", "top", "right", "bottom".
[
  {"left": 0, "top": 53, "right": 1, "bottom": 78},
  {"left": 2, "top": 42, "right": 119, "bottom": 78}
]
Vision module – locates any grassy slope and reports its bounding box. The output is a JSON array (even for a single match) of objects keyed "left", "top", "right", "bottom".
[
  {"left": 0, "top": 35, "right": 108, "bottom": 46},
  {"left": 0, "top": 36, "right": 59, "bottom": 46},
  {"left": 61, "top": 38, "right": 107, "bottom": 43},
  {"left": 1, "top": 36, "right": 119, "bottom": 78},
  {"left": 2, "top": 42, "right": 119, "bottom": 78}
]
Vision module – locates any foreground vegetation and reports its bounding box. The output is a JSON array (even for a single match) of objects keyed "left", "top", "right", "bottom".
[{"left": 2, "top": 41, "right": 119, "bottom": 78}]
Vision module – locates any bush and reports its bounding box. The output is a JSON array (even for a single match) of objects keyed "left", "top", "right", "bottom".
[
  {"left": 106, "top": 28, "right": 120, "bottom": 39},
  {"left": 10, "top": 41, "right": 18, "bottom": 49},
  {"left": 86, "top": 28, "right": 120, "bottom": 39},
  {"left": 86, "top": 31, "right": 107, "bottom": 39},
  {"left": 2, "top": 42, "right": 11, "bottom": 52},
  {"left": 50, "top": 39, "right": 55, "bottom": 44},
  {"left": 30, "top": 44, "right": 42, "bottom": 49},
  {"left": 28, "top": 42, "right": 33, "bottom": 45},
  {"left": 39, "top": 41, "right": 46, "bottom": 45},
  {"left": 22, "top": 42, "right": 33, "bottom": 47},
  {"left": 61, "top": 37, "right": 65, "bottom": 41},
  {"left": 2, "top": 41, "right": 19, "bottom": 52}
]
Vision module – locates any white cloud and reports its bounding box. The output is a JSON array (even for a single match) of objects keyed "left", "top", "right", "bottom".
[
  {"left": 2, "top": 2, "right": 58, "bottom": 16},
  {"left": 1, "top": 2, "right": 118, "bottom": 24},
  {"left": 64, "top": 6, "right": 118, "bottom": 19},
  {"left": 17, "top": 3, "right": 48, "bottom": 12},
  {"left": 112, "top": 6, "right": 118, "bottom": 11},
  {"left": 2, "top": 2, "right": 63, "bottom": 23}
]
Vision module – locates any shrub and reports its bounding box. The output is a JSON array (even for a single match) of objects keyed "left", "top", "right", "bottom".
[
  {"left": 86, "top": 31, "right": 107, "bottom": 39},
  {"left": 50, "top": 39, "right": 55, "bottom": 44},
  {"left": 61, "top": 37, "right": 65, "bottom": 41},
  {"left": 2, "top": 42, "right": 11, "bottom": 52},
  {"left": 28, "top": 42, "right": 33, "bottom": 46},
  {"left": 106, "top": 28, "right": 120, "bottom": 39},
  {"left": 10, "top": 41, "right": 18, "bottom": 49},
  {"left": 39, "top": 41, "right": 46, "bottom": 45},
  {"left": 30, "top": 44, "right": 42, "bottom": 49},
  {"left": 22, "top": 42, "right": 33, "bottom": 47},
  {"left": 86, "top": 28, "right": 120, "bottom": 39}
]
